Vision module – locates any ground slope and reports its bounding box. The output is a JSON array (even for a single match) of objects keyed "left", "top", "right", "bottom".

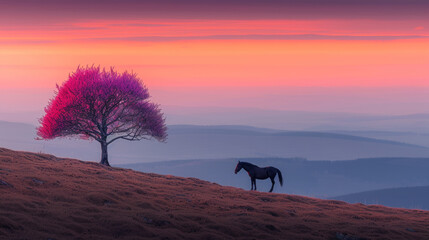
[{"left": 1, "top": 148, "right": 429, "bottom": 240}]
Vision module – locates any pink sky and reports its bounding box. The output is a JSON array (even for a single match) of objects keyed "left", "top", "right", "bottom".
[{"left": 0, "top": 0, "right": 428, "bottom": 119}]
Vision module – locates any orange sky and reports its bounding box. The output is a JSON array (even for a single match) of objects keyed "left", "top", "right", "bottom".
[
  {"left": 0, "top": 3, "right": 428, "bottom": 116},
  {"left": 1, "top": 19, "right": 428, "bottom": 89}
]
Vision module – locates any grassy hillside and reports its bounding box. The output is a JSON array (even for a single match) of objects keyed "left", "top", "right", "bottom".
[{"left": 1, "top": 147, "right": 429, "bottom": 239}]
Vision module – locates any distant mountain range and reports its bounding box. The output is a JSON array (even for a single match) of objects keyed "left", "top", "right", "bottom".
[
  {"left": 330, "top": 130, "right": 429, "bottom": 148},
  {"left": 163, "top": 106, "right": 429, "bottom": 133},
  {"left": 333, "top": 186, "right": 429, "bottom": 210},
  {"left": 119, "top": 157, "right": 429, "bottom": 201},
  {"left": 2, "top": 121, "right": 429, "bottom": 164}
]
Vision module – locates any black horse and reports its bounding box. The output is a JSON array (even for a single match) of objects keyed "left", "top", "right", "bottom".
[{"left": 234, "top": 161, "right": 283, "bottom": 192}]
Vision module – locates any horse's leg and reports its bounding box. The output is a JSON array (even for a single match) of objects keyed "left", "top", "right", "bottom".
[
  {"left": 269, "top": 176, "right": 275, "bottom": 192},
  {"left": 250, "top": 178, "right": 254, "bottom": 190},
  {"left": 253, "top": 178, "right": 257, "bottom": 191}
]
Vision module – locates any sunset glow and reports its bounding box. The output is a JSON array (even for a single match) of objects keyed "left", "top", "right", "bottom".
[{"left": 0, "top": 0, "right": 428, "bottom": 116}]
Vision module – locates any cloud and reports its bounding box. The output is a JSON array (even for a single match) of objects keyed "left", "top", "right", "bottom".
[
  {"left": 6, "top": 34, "right": 425, "bottom": 45},
  {"left": 92, "top": 34, "right": 429, "bottom": 42},
  {"left": 107, "top": 23, "right": 172, "bottom": 27},
  {"left": 0, "top": 39, "right": 56, "bottom": 44}
]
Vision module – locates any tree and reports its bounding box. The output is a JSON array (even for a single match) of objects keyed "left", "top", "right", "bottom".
[{"left": 37, "top": 66, "right": 167, "bottom": 166}]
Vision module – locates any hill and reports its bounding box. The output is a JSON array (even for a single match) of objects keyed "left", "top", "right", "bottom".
[
  {"left": 119, "top": 157, "right": 429, "bottom": 199},
  {"left": 1, "top": 148, "right": 429, "bottom": 240},
  {"left": 333, "top": 186, "right": 429, "bottom": 210},
  {"left": 163, "top": 106, "right": 429, "bottom": 133},
  {"left": 2, "top": 121, "right": 429, "bottom": 164},
  {"left": 331, "top": 130, "right": 429, "bottom": 148}
]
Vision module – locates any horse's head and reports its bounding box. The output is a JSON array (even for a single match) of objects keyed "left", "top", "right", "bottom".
[{"left": 234, "top": 161, "right": 242, "bottom": 174}]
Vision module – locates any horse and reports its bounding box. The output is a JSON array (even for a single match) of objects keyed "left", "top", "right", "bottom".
[{"left": 234, "top": 161, "right": 283, "bottom": 192}]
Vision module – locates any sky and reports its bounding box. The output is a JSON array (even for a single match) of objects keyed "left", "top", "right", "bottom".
[{"left": 0, "top": 0, "right": 428, "bottom": 122}]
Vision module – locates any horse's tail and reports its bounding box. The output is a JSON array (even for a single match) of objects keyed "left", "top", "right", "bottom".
[{"left": 276, "top": 168, "right": 283, "bottom": 186}]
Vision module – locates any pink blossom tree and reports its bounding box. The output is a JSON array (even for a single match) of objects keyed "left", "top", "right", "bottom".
[{"left": 37, "top": 66, "right": 167, "bottom": 166}]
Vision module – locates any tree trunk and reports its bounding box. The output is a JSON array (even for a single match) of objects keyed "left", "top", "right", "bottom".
[{"left": 99, "top": 141, "right": 110, "bottom": 166}]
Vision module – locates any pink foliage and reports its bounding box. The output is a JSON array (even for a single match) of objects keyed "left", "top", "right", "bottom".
[{"left": 38, "top": 66, "right": 167, "bottom": 145}]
